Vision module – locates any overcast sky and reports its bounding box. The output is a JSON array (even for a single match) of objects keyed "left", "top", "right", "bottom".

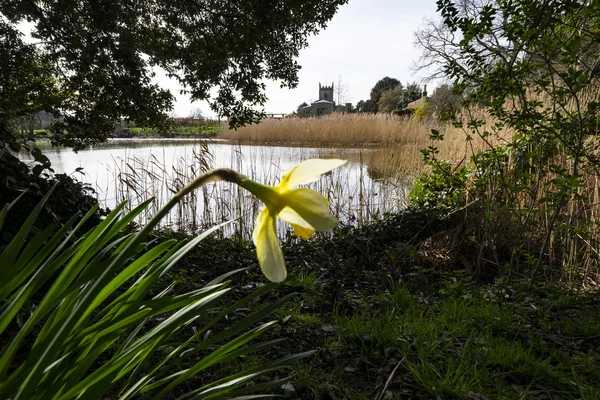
[{"left": 170, "top": 0, "right": 440, "bottom": 118}]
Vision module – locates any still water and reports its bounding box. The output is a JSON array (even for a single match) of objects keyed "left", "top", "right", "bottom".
[{"left": 21, "top": 139, "right": 409, "bottom": 238}]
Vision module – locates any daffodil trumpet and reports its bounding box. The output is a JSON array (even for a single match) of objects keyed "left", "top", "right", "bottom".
[{"left": 174, "top": 159, "right": 347, "bottom": 282}]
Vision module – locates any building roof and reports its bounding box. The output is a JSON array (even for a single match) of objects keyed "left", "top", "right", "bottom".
[
  {"left": 406, "top": 97, "right": 429, "bottom": 109},
  {"left": 312, "top": 99, "right": 334, "bottom": 104}
]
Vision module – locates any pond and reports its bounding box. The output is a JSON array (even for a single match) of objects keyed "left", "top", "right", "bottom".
[{"left": 20, "top": 139, "right": 411, "bottom": 238}]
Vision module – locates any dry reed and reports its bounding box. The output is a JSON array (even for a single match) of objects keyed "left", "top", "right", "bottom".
[
  {"left": 221, "top": 113, "right": 510, "bottom": 178},
  {"left": 110, "top": 142, "right": 409, "bottom": 239}
]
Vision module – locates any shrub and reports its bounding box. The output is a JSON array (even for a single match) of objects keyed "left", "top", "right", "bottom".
[
  {"left": 413, "top": 101, "right": 435, "bottom": 121},
  {"left": 410, "top": 161, "right": 469, "bottom": 211},
  {"left": 392, "top": 108, "right": 415, "bottom": 117}
]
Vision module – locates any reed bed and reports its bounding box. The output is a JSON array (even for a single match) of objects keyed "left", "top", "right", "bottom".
[
  {"left": 221, "top": 112, "right": 600, "bottom": 286},
  {"left": 221, "top": 113, "right": 437, "bottom": 145},
  {"left": 110, "top": 142, "right": 410, "bottom": 239},
  {"left": 221, "top": 113, "right": 510, "bottom": 179}
]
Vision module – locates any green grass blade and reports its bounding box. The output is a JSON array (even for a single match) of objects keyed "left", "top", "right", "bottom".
[
  {"left": 0, "top": 191, "right": 26, "bottom": 232},
  {"left": 0, "top": 202, "right": 131, "bottom": 384},
  {"left": 154, "top": 321, "right": 278, "bottom": 398},
  {"left": 0, "top": 215, "right": 78, "bottom": 300},
  {"left": 0, "top": 184, "right": 57, "bottom": 282},
  {"left": 202, "top": 293, "right": 297, "bottom": 348},
  {"left": 191, "top": 351, "right": 316, "bottom": 399},
  {"left": 54, "top": 288, "right": 231, "bottom": 400}
]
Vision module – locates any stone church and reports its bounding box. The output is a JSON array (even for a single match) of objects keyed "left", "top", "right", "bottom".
[{"left": 298, "top": 83, "right": 352, "bottom": 117}]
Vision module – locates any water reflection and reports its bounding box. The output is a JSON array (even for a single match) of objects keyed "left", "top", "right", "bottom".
[{"left": 20, "top": 139, "right": 410, "bottom": 238}]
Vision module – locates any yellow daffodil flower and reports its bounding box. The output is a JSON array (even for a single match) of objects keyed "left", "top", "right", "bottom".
[{"left": 237, "top": 158, "right": 347, "bottom": 282}]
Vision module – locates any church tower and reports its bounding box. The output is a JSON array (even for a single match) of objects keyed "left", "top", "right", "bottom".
[{"left": 319, "top": 82, "right": 334, "bottom": 103}]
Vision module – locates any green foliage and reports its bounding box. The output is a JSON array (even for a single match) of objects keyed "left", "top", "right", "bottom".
[
  {"left": 410, "top": 161, "right": 469, "bottom": 211},
  {"left": 370, "top": 80, "right": 424, "bottom": 114},
  {"left": 411, "top": 128, "right": 469, "bottom": 211},
  {"left": 413, "top": 101, "right": 435, "bottom": 121},
  {"left": 413, "top": 0, "right": 600, "bottom": 282},
  {"left": 356, "top": 99, "right": 377, "bottom": 113},
  {"left": 369, "top": 77, "right": 401, "bottom": 111},
  {"left": 0, "top": 152, "right": 104, "bottom": 247},
  {"left": 392, "top": 108, "right": 414, "bottom": 117},
  {"left": 401, "top": 81, "right": 422, "bottom": 107},
  {"left": 0, "top": 188, "right": 309, "bottom": 398},
  {"left": 1, "top": 0, "right": 348, "bottom": 150},
  {"left": 127, "top": 125, "right": 221, "bottom": 138},
  {"left": 377, "top": 86, "right": 404, "bottom": 114},
  {"left": 276, "top": 228, "right": 600, "bottom": 398}
]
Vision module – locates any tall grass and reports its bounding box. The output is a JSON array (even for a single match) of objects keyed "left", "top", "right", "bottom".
[
  {"left": 220, "top": 113, "right": 509, "bottom": 177},
  {"left": 421, "top": 101, "right": 600, "bottom": 289},
  {"left": 221, "top": 113, "right": 433, "bottom": 144},
  {"left": 110, "top": 143, "right": 410, "bottom": 238}
]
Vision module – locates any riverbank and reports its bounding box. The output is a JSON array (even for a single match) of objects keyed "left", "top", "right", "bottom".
[
  {"left": 153, "top": 209, "right": 600, "bottom": 399},
  {"left": 29, "top": 124, "right": 223, "bottom": 140}
]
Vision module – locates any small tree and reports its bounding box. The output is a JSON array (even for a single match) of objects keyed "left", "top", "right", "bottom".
[
  {"left": 401, "top": 82, "right": 422, "bottom": 108},
  {"left": 335, "top": 75, "right": 350, "bottom": 105},
  {"left": 369, "top": 77, "right": 401, "bottom": 112},
  {"left": 378, "top": 86, "right": 404, "bottom": 113},
  {"left": 429, "top": 84, "right": 462, "bottom": 118},
  {"left": 296, "top": 102, "right": 310, "bottom": 117},
  {"left": 356, "top": 99, "right": 377, "bottom": 113}
]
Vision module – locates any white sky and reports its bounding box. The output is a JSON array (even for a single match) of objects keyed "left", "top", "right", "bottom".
[{"left": 171, "top": 0, "right": 440, "bottom": 118}]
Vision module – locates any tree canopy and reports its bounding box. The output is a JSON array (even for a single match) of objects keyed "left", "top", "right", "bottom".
[
  {"left": 1, "top": 0, "right": 347, "bottom": 149},
  {"left": 377, "top": 86, "right": 403, "bottom": 113},
  {"left": 369, "top": 77, "right": 401, "bottom": 111}
]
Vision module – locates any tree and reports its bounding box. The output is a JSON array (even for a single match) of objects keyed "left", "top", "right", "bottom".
[
  {"left": 356, "top": 99, "right": 377, "bottom": 113},
  {"left": 335, "top": 75, "right": 350, "bottom": 105},
  {"left": 369, "top": 77, "right": 401, "bottom": 111},
  {"left": 0, "top": 0, "right": 348, "bottom": 150},
  {"left": 401, "top": 82, "right": 422, "bottom": 108},
  {"left": 429, "top": 84, "right": 462, "bottom": 118},
  {"left": 296, "top": 101, "right": 310, "bottom": 117},
  {"left": 378, "top": 86, "right": 404, "bottom": 113},
  {"left": 189, "top": 107, "right": 204, "bottom": 120}
]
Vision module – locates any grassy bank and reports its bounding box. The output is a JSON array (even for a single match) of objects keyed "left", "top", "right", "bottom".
[
  {"left": 127, "top": 125, "right": 222, "bottom": 137},
  {"left": 157, "top": 210, "right": 600, "bottom": 399},
  {"left": 27, "top": 125, "right": 224, "bottom": 139}
]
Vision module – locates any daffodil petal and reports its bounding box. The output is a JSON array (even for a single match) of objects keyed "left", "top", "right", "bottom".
[
  {"left": 252, "top": 207, "right": 287, "bottom": 282},
  {"left": 280, "top": 159, "right": 347, "bottom": 190},
  {"left": 278, "top": 188, "right": 339, "bottom": 232},
  {"left": 290, "top": 224, "right": 315, "bottom": 239}
]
